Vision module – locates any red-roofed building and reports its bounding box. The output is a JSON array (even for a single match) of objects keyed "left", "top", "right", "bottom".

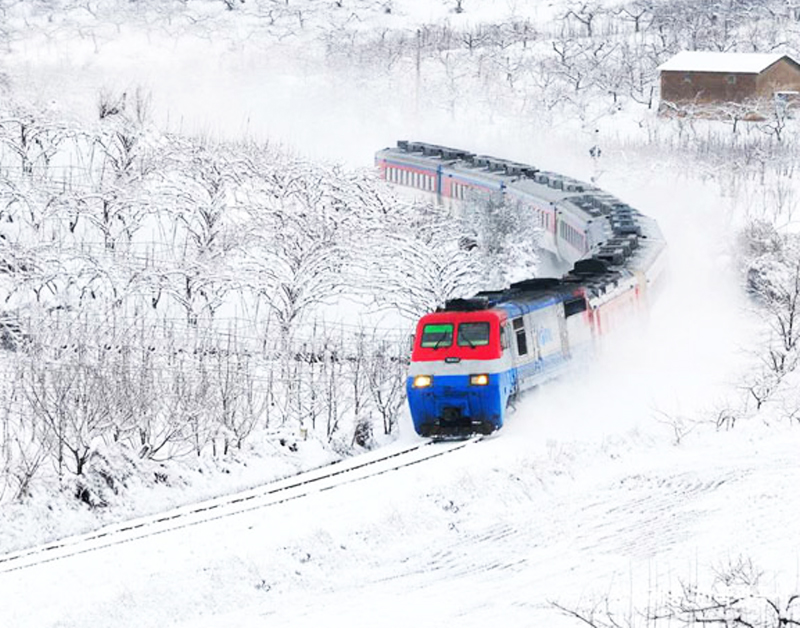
[{"left": 658, "top": 51, "right": 800, "bottom": 116}]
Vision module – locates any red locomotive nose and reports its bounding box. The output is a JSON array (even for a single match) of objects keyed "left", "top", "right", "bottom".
[{"left": 412, "top": 310, "right": 505, "bottom": 363}]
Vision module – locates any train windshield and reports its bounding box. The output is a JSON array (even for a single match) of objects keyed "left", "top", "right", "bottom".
[
  {"left": 457, "top": 322, "right": 491, "bottom": 347},
  {"left": 420, "top": 323, "right": 453, "bottom": 348}
]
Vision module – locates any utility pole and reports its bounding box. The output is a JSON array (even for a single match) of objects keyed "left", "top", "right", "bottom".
[{"left": 415, "top": 28, "right": 421, "bottom": 115}]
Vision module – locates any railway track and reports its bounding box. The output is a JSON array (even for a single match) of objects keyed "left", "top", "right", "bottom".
[{"left": 0, "top": 436, "right": 482, "bottom": 573}]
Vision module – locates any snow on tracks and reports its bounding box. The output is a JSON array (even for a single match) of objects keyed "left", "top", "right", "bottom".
[{"left": 0, "top": 437, "right": 482, "bottom": 573}]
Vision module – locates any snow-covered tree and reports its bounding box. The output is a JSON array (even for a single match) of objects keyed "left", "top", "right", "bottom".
[
  {"left": 744, "top": 222, "right": 800, "bottom": 376},
  {"left": 462, "top": 191, "right": 543, "bottom": 289},
  {"left": 370, "top": 203, "right": 484, "bottom": 319}
]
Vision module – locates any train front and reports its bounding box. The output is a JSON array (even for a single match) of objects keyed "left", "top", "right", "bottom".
[{"left": 407, "top": 307, "right": 515, "bottom": 438}]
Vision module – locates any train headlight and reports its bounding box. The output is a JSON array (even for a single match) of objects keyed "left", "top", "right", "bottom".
[
  {"left": 470, "top": 374, "right": 490, "bottom": 386},
  {"left": 412, "top": 375, "right": 433, "bottom": 388}
]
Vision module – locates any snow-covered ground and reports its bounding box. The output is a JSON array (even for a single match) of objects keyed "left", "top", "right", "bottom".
[{"left": 3, "top": 400, "right": 800, "bottom": 627}]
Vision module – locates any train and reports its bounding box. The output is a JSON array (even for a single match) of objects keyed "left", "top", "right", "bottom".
[{"left": 375, "top": 140, "right": 667, "bottom": 438}]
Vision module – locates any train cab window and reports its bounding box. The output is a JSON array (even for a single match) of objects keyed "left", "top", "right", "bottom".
[
  {"left": 420, "top": 323, "right": 453, "bottom": 348},
  {"left": 512, "top": 317, "right": 528, "bottom": 356},
  {"left": 457, "top": 322, "right": 490, "bottom": 347}
]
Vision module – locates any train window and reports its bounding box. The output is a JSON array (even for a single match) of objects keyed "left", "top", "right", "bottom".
[
  {"left": 512, "top": 317, "right": 528, "bottom": 356},
  {"left": 564, "top": 297, "right": 587, "bottom": 318},
  {"left": 500, "top": 325, "right": 509, "bottom": 350},
  {"left": 420, "top": 323, "right": 453, "bottom": 348},
  {"left": 457, "top": 322, "right": 490, "bottom": 347}
]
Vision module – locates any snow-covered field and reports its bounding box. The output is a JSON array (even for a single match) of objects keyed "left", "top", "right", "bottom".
[
  {"left": 2, "top": 0, "right": 800, "bottom": 626},
  {"left": 4, "top": 401, "right": 800, "bottom": 627}
]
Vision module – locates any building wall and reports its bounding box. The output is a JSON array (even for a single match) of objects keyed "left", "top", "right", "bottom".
[
  {"left": 660, "top": 71, "right": 757, "bottom": 105},
  {"left": 756, "top": 59, "right": 800, "bottom": 97},
  {"left": 660, "top": 57, "right": 800, "bottom": 117}
]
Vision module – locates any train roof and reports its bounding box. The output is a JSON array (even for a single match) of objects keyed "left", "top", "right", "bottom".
[
  {"left": 435, "top": 277, "right": 583, "bottom": 319},
  {"left": 379, "top": 141, "right": 591, "bottom": 193}
]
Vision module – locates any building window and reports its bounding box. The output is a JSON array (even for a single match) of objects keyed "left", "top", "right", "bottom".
[
  {"left": 683, "top": 74, "right": 692, "bottom": 83},
  {"left": 727, "top": 75, "right": 737, "bottom": 85}
]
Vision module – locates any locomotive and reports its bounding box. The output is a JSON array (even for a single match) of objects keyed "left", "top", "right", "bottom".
[{"left": 375, "top": 141, "right": 667, "bottom": 438}]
